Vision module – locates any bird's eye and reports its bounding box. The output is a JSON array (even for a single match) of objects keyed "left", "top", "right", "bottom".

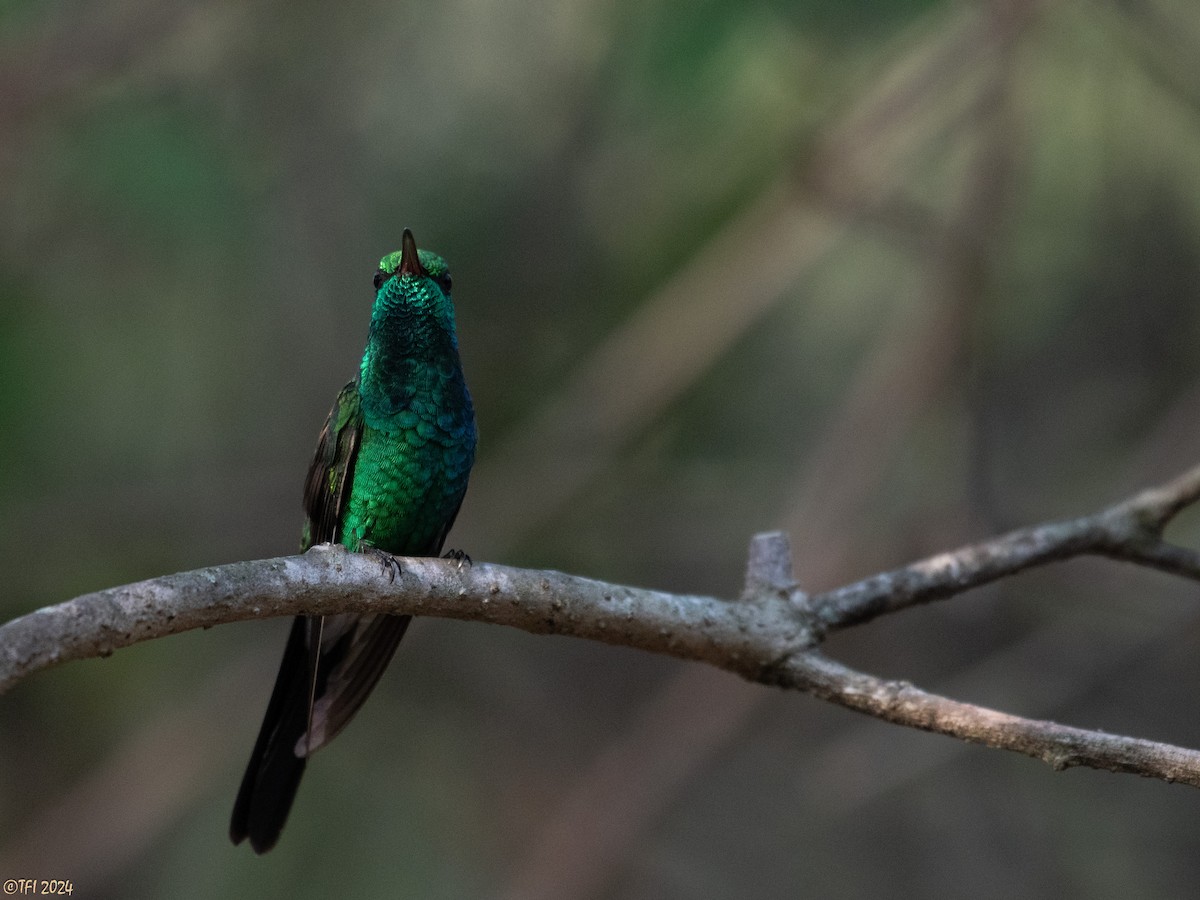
[
  {"left": 436, "top": 273, "right": 452, "bottom": 293},
  {"left": 373, "top": 271, "right": 385, "bottom": 290}
]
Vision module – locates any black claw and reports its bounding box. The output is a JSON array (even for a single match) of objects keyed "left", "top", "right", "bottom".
[
  {"left": 378, "top": 553, "right": 401, "bottom": 582},
  {"left": 358, "top": 541, "right": 401, "bottom": 582},
  {"left": 442, "top": 548, "right": 472, "bottom": 569}
]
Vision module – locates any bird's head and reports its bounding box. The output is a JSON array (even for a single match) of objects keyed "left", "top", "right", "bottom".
[
  {"left": 374, "top": 229, "right": 452, "bottom": 301},
  {"left": 365, "top": 228, "right": 460, "bottom": 357}
]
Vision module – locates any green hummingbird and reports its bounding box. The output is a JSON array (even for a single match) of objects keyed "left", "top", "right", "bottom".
[{"left": 230, "top": 229, "right": 477, "bottom": 854}]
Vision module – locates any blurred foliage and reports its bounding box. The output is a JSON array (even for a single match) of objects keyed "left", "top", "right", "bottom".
[{"left": 4, "top": 0, "right": 1200, "bottom": 896}]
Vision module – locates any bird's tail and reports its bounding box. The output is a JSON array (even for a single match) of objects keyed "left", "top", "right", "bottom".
[
  {"left": 230, "top": 612, "right": 412, "bottom": 853},
  {"left": 229, "top": 616, "right": 315, "bottom": 854}
]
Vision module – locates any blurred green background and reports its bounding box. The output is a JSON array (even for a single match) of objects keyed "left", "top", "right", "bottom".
[{"left": 5, "top": 0, "right": 1200, "bottom": 895}]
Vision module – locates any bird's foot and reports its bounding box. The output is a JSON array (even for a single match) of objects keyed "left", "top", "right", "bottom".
[
  {"left": 356, "top": 540, "right": 402, "bottom": 583},
  {"left": 443, "top": 548, "right": 472, "bottom": 570}
]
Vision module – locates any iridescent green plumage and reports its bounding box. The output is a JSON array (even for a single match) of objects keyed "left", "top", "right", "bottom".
[{"left": 231, "top": 230, "right": 476, "bottom": 854}]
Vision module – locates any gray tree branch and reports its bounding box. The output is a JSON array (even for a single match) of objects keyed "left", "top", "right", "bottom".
[
  {"left": 4, "top": 462, "right": 1200, "bottom": 789},
  {"left": 809, "top": 461, "right": 1200, "bottom": 631}
]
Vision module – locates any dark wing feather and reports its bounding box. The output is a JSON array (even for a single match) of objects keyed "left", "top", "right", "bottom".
[
  {"left": 302, "top": 379, "right": 362, "bottom": 550},
  {"left": 297, "top": 374, "right": 416, "bottom": 753},
  {"left": 231, "top": 382, "right": 366, "bottom": 853},
  {"left": 303, "top": 613, "right": 412, "bottom": 749}
]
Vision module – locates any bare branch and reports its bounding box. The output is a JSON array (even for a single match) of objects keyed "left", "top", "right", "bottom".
[
  {"left": 1106, "top": 461, "right": 1200, "bottom": 528},
  {"left": 810, "top": 462, "right": 1200, "bottom": 632},
  {"left": 0, "top": 548, "right": 806, "bottom": 696},
  {"left": 4, "top": 462, "right": 1200, "bottom": 795},
  {"left": 776, "top": 652, "right": 1200, "bottom": 788}
]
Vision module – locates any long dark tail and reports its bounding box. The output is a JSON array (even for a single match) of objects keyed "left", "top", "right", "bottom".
[
  {"left": 230, "top": 616, "right": 314, "bottom": 854},
  {"left": 230, "top": 613, "right": 412, "bottom": 853}
]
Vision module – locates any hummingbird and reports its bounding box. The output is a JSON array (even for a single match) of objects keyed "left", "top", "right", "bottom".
[{"left": 230, "top": 229, "right": 477, "bottom": 853}]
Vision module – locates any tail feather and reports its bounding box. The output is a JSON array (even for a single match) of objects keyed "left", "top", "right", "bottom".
[
  {"left": 230, "top": 613, "right": 413, "bottom": 852},
  {"left": 230, "top": 616, "right": 313, "bottom": 854}
]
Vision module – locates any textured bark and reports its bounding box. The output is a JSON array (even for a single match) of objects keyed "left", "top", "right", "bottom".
[{"left": 4, "top": 463, "right": 1200, "bottom": 789}]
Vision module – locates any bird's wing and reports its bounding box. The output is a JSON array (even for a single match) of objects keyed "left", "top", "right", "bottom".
[
  {"left": 301, "top": 379, "right": 362, "bottom": 550},
  {"left": 231, "top": 381, "right": 369, "bottom": 853},
  {"left": 295, "top": 379, "right": 413, "bottom": 754},
  {"left": 301, "top": 612, "right": 412, "bottom": 752}
]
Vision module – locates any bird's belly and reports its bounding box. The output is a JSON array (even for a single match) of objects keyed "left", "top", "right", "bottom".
[{"left": 339, "top": 424, "right": 472, "bottom": 556}]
